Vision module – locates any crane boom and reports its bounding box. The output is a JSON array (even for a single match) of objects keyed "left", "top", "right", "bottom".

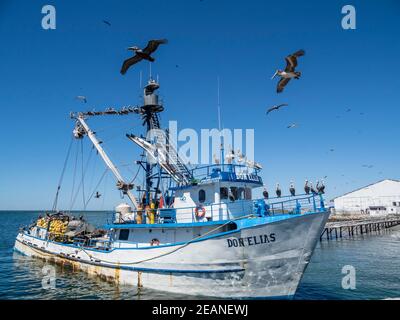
[{"left": 74, "top": 116, "right": 139, "bottom": 210}]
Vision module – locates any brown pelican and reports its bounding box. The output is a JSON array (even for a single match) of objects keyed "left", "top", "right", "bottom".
[
  {"left": 263, "top": 188, "right": 269, "bottom": 199},
  {"left": 271, "top": 50, "right": 305, "bottom": 93},
  {"left": 266, "top": 103, "right": 288, "bottom": 114},
  {"left": 316, "top": 180, "right": 325, "bottom": 194},
  {"left": 310, "top": 182, "right": 318, "bottom": 195},
  {"left": 120, "top": 39, "right": 168, "bottom": 75},
  {"left": 289, "top": 181, "right": 295, "bottom": 196},
  {"left": 275, "top": 183, "right": 282, "bottom": 198},
  {"left": 304, "top": 180, "right": 310, "bottom": 195}
]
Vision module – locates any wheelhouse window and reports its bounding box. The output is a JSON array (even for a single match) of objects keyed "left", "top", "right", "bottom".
[
  {"left": 238, "top": 188, "right": 245, "bottom": 200},
  {"left": 220, "top": 187, "right": 228, "bottom": 199},
  {"left": 119, "top": 229, "right": 130, "bottom": 241},
  {"left": 230, "top": 187, "right": 238, "bottom": 200},
  {"left": 199, "top": 189, "right": 206, "bottom": 203}
]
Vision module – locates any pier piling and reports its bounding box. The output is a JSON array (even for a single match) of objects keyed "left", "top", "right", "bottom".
[{"left": 320, "top": 218, "right": 400, "bottom": 241}]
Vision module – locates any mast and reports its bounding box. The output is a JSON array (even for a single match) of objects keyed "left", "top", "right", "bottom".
[{"left": 72, "top": 115, "right": 139, "bottom": 209}]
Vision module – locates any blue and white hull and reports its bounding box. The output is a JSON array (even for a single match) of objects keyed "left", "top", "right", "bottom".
[{"left": 15, "top": 210, "right": 329, "bottom": 299}]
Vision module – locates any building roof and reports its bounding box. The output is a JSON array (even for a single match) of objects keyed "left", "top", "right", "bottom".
[{"left": 331, "top": 179, "right": 400, "bottom": 201}]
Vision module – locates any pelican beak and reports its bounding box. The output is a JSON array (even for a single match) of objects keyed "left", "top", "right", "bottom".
[{"left": 271, "top": 70, "right": 278, "bottom": 80}]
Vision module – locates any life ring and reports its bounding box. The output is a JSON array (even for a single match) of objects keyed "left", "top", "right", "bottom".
[
  {"left": 150, "top": 238, "right": 160, "bottom": 246},
  {"left": 195, "top": 206, "right": 206, "bottom": 219}
]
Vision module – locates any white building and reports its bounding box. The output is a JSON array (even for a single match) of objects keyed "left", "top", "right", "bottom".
[{"left": 333, "top": 179, "right": 400, "bottom": 216}]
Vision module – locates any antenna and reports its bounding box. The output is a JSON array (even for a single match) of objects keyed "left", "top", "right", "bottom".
[
  {"left": 149, "top": 62, "right": 152, "bottom": 80},
  {"left": 217, "top": 76, "right": 224, "bottom": 166}
]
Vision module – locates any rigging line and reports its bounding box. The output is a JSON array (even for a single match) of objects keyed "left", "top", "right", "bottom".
[
  {"left": 101, "top": 172, "right": 108, "bottom": 210},
  {"left": 81, "top": 140, "right": 86, "bottom": 210},
  {"left": 69, "top": 141, "right": 80, "bottom": 212},
  {"left": 84, "top": 168, "right": 109, "bottom": 209},
  {"left": 52, "top": 137, "right": 74, "bottom": 212},
  {"left": 70, "top": 145, "right": 94, "bottom": 210}
]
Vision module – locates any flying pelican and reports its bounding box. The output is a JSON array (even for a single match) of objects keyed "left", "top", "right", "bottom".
[
  {"left": 266, "top": 103, "right": 288, "bottom": 115},
  {"left": 120, "top": 39, "right": 168, "bottom": 75},
  {"left": 275, "top": 183, "right": 282, "bottom": 198},
  {"left": 304, "top": 180, "right": 310, "bottom": 195},
  {"left": 76, "top": 95, "right": 87, "bottom": 103},
  {"left": 102, "top": 20, "right": 111, "bottom": 26},
  {"left": 287, "top": 123, "right": 297, "bottom": 129},
  {"left": 289, "top": 181, "right": 295, "bottom": 196},
  {"left": 271, "top": 50, "right": 305, "bottom": 93}
]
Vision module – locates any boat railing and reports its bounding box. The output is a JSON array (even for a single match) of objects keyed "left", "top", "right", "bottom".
[
  {"left": 111, "top": 193, "right": 325, "bottom": 225},
  {"left": 189, "top": 164, "right": 260, "bottom": 182}
]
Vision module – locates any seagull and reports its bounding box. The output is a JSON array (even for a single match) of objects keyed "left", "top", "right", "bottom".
[
  {"left": 102, "top": 20, "right": 111, "bottom": 26},
  {"left": 120, "top": 39, "right": 168, "bottom": 75},
  {"left": 272, "top": 50, "right": 305, "bottom": 93},
  {"left": 304, "top": 180, "right": 310, "bottom": 195},
  {"left": 76, "top": 95, "right": 87, "bottom": 103},
  {"left": 289, "top": 181, "right": 296, "bottom": 196},
  {"left": 266, "top": 103, "right": 288, "bottom": 114},
  {"left": 275, "top": 183, "right": 282, "bottom": 198},
  {"left": 287, "top": 123, "right": 297, "bottom": 129}
]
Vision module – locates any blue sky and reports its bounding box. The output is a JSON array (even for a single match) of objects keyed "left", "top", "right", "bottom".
[{"left": 0, "top": 0, "right": 399, "bottom": 210}]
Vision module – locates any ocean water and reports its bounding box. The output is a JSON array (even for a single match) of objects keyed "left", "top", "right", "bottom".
[{"left": 1, "top": 211, "right": 399, "bottom": 300}]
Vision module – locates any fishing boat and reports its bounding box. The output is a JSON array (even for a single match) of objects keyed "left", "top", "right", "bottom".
[{"left": 14, "top": 79, "right": 329, "bottom": 299}]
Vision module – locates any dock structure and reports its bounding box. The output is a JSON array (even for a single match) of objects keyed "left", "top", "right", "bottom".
[{"left": 320, "top": 217, "right": 400, "bottom": 241}]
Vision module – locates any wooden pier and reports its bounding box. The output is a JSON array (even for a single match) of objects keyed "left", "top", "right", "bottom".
[{"left": 320, "top": 218, "right": 400, "bottom": 241}]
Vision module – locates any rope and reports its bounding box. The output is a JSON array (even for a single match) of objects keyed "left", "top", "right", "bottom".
[
  {"left": 69, "top": 141, "right": 79, "bottom": 212},
  {"left": 52, "top": 137, "right": 74, "bottom": 212},
  {"left": 78, "top": 214, "right": 255, "bottom": 265},
  {"left": 84, "top": 168, "right": 109, "bottom": 208}
]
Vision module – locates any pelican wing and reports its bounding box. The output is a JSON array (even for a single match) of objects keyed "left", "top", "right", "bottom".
[
  {"left": 277, "top": 78, "right": 291, "bottom": 93},
  {"left": 266, "top": 106, "right": 278, "bottom": 114},
  {"left": 143, "top": 39, "right": 168, "bottom": 55},
  {"left": 120, "top": 55, "right": 143, "bottom": 74},
  {"left": 284, "top": 49, "right": 305, "bottom": 72}
]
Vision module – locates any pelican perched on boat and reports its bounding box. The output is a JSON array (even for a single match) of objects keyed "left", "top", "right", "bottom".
[
  {"left": 271, "top": 49, "right": 305, "bottom": 93},
  {"left": 263, "top": 188, "right": 269, "bottom": 199},
  {"left": 225, "top": 149, "right": 235, "bottom": 164},
  {"left": 236, "top": 149, "right": 245, "bottom": 163},
  {"left": 304, "top": 180, "right": 310, "bottom": 195},
  {"left": 310, "top": 182, "right": 318, "bottom": 195},
  {"left": 276, "top": 183, "right": 282, "bottom": 198},
  {"left": 120, "top": 39, "right": 168, "bottom": 75},
  {"left": 289, "top": 181, "right": 296, "bottom": 196},
  {"left": 316, "top": 180, "right": 325, "bottom": 194}
]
